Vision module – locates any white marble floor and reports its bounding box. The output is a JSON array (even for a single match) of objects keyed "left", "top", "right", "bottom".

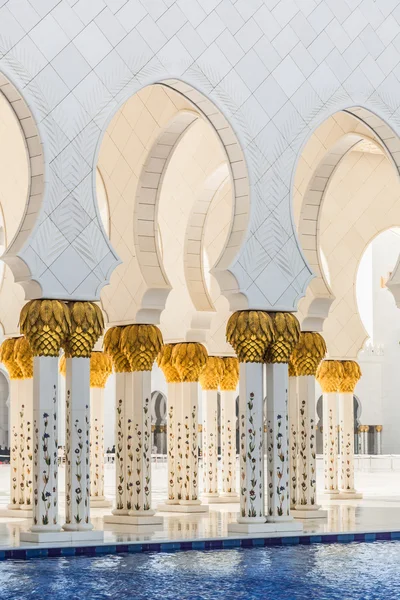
[{"left": 1, "top": 463, "right": 400, "bottom": 550}]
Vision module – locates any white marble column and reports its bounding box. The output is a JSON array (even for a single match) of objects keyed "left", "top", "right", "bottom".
[
  {"left": 238, "top": 362, "right": 265, "bottom": 525},
  {"left": 363, "top": 426, "right": 369, "bottom": 455},
  {"left": 8, "top": 378, "right": 22, "bottom": 510},
  {"left": 322, "top": 392, "right": 339, "bottom": 496},
  {"left": 288, "top": 371, "right": 297, "bottom": 510},
  {"left": 337, "top": 360, "right": 362, "bottom": 499},
  {"left": 64, "top": 357, "right": 92, "bottom": 531},
  {"left": 266, "top": 363, "right": 294, "bottom": 524},
  {"left": 180, "top": 381, "right": 202, "bottom": 507},
  {"left": 201, "top": 389, "right": 219, "bottom": 501},
  {"left": 220, "top": 389, "right": 239, "bottom": 500},
  {"left": 113, "top": 371, "right": 128, "bottom": 515},
  {"left": 29, "top": 356, "right": 61, "bottom": 535},
  {"left": 165, "top": 382, "right": 182, "bottom": 504},
  {"left": 90, "top": 387, "right": 111, "bottom": 507},
  {"left": 105, "top": 324, "right": 163, "bottom": 525},
  {"left": 20, "top": 377, "right": 34, "bottom": 512},
  {"left": 294, "top": 375, "right": 326, "bottom": 518}
]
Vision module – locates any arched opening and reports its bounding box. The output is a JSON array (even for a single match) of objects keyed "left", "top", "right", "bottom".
[{"left": 97, "top": 81, "right": 250, "bottom": 344}]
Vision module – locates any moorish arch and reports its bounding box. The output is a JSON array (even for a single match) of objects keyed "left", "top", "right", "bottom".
[
  {"left": 294, "top": 107, "right": 400, "bottom": 345},
  {"left": 98, "top": 81, "right": 250, "bottom": 334}
]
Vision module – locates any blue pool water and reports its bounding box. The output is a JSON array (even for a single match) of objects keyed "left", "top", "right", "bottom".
[{"left": 1, "top": 541, "right": 400, "bottom": 599}]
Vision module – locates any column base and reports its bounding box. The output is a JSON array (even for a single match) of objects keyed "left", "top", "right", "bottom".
[
  {"left": 228, "top": 521, "right": 303, "bottom": 534},
  {"left": 337, "top": 491, "right": 363, "bottom": 499},
  {"left": 111, "top": 508, "right": 129, "bottom": 516},
  {"left": 0, "top": 508, "right": 33, "bottom": 518},
  {"left": 90, "top": 498, "right": 113, "bottom": 508},
  {"left": 63, "top": 523, "right": 94, "bottom": 532},
  {"left": 20, "top": 530, "right": 103, "bottom": 544},
  {"left": 204, "top": 495, "right": 240, "bottom": 504},
  {"left": 164, "top": 499, "right": 180, "bottom": 505},
  {"left": 322, "top": 490, "right": 340, "bottom": 499},
  {"left": 103, "top": 514, "right": 163, "bottom": 526},
  {"left": 157, "top": 503, "right": 209, "bottom": 514},
  {"left": 293, "top": 508, "right": 328, "bottom": 520}
]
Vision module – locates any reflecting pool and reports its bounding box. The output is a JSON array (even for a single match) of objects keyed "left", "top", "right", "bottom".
[{"left": 1, "top": 541, "right": 399, "bottom": 599}]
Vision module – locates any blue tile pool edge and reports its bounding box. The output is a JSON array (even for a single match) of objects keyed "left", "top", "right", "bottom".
[{"left": 1, "top": 531, "right": 400, "bottom": 560}]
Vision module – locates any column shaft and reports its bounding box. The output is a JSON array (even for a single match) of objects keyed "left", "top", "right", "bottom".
[
  {"left": 288, "top": 376, "right": 297, "bottom": 510},
  {"left": 113, "top": 372, "right": 127, "bottom": 514},
  {"left": 20, "top": 378, "right": 34, "bottom": 510},
  {"left": 339, "top": 392, "right": 356, "bottom": 494},
  {"left": 90, "top": 387, "right": 107, "bottom": 503},
  {"left": 64, "top": 357, "right": 92, "bottom": 531},
  {"left": 322, "top": 392, "right": 339, "bottom": 494},
  {"left": 202, "top": 389, "right": 219, "bottom": 498},
  {"left": 8, "top": 379, "right": 21, "bottom": 509},
  {"left": 295, "top": 375, "right": 318, "bottom": 509},
  {"left": 238, "top": 362, "right": 265, "bottom": 523},
  {"left": 166, "top": 382, "right": 182, "bottom": 504},
  {"left": 266, "top": 363, "right": 291, "bottom": 522},
  {"left": 220, "top": 390, "right": 238, "bottom": 497},
  {"left": 31, "top": 356, "right": 60, "bottom": 532},
  {"left": 126, "top": 371, "right": 154, "bottom": 516},
  {"left": 180, "top": 381, "right": 200, "bottom": 505}
]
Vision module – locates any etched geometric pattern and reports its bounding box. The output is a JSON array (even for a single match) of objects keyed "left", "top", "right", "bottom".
[{"left": 1, "top": 0, "right": 400, "bottom": 311}]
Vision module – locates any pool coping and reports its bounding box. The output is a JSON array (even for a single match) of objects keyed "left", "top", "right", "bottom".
[{"left": 1, "top": 530, "right": 400, "bottom": 560}]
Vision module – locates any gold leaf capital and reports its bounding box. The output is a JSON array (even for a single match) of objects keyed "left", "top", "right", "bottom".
[
  {"left": 264, "top": 312, "right": 300, "bottom": 364},
  {"left": 171, "top": 342, "right": 208, "bottom": 382},
  {"left": 226, "top": 310, "right": 275, "bottom": 363},
  {"left": 121, "top": 324, "right": 163, "bottom": 372},
  {"left": 338, "top": 360, "right": 361, "bottom": 393},
  {"left": 199, "top": 356, "right": 225, "bottom": 390},
  {"left": 65, "top": 301, "right": 104, "bottom": 358},
  {"left": 291, "top": 332, "right": 326, "bottom": 376},
  {"left": 316, "top": 360, "right": 344, "bottom": 393},
  {"left": 19, "top": 299, "right": 71, "bottom": 357},
  {"left": 220, "top": 357, "right": 239, "bottom": 391},
  {"left": 104, "top": 326, "right": 131, "bottom": 373},
  {"left": 157, "top": 344, "right": 180, "bottom": 383},
  {"left": 0, "top": 338, "right": 23, "bottom": 379}
]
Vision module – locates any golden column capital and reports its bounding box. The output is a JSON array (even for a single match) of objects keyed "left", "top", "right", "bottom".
[
  {"left": 0, "top": 338, "right": 23, "bottom": 379},
  {"left": 157, "top": 343, "right": 180, "bottom": 383},
  {"left": 338, "top": 360, "right": 361, "bottom": 393},
  {"left": 19, "top": 299, "right": 71, "bottom": 357},
  {"left": 90, "top": 351, "right": 113, "bottom": 388},
  {"left": 376, "top": 425, "right": 383, "bottom": 432},
  {"left": 171, "top": 342, "right": 208, "bottom": 382},
  {"left": 104, "top": 326, "right": 131, "bottom": 373},
  {"left": 264, "top": 312, "right": 300, "bottom": 364},
  {"left": 316, "top": 360, "right": 344, "bottom": 393},
  {"left": 220, "top": 357, "right": 239, "bottom": 391},
  {"left": 199, "top": 356, "right": 224, "bottom": 390},
  {"left": 120, "top": 324, "right": 163, "bottom": 371},
  {"left": 64, "top": 301, "right": 104, "bottom": 358},
  {"left": 226, "top": 310, "right": 275, "bottom": 362},
  {"left": 14, "top": 336, "right": 33, "bottom": 379},
  {"left": 291, "top": 331, "right": 326, "bottom": 376}
]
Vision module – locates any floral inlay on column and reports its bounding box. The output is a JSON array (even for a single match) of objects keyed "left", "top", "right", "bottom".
[
  {"left": 316, "top": 360, "right": 344, "bottom": 495},
  {"left": 171, "top": 342, "right": 207, "bottom": 505},
  {"left": 227, "top": 310, "right": 276, "bottom": 523},
  {"left": 199, "top": 357, "right": 224, "bottom": 498},
  {"left": 264, "top": 312, "right": 300, "bottom": 521},
  {"left": 14, "top": 336, "right": 34, "bottom": 510},
  {"left": 119, "top": 324, "right": 163, "bottom": 518},
  {"left": 291, "top": 332, "right": 326, "bottom": 511},
  {"left": 104, "top": 326, "right": 131, "bottom": 515},
  {"left": 20, "top": 299, "right": 71, "bottom": 532},
  {"left": 338, "top": 360, "right": 362, "bottom": 496},
  {"left": 157, "top": 344, "right": 181, "bottom": 503},
  {"left": 220, "top": 357, "right": 239, "bottom": 498},
  {"left": 62, "top": 301, "right": 104, "bottom": 531},
  {"left": 0, "top": 338, "right": 24, "bottom": 509}
]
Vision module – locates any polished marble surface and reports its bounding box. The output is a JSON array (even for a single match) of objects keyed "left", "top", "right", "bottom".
[{"left": 1, "top": 464, "right": 400, "bottom": 550}]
